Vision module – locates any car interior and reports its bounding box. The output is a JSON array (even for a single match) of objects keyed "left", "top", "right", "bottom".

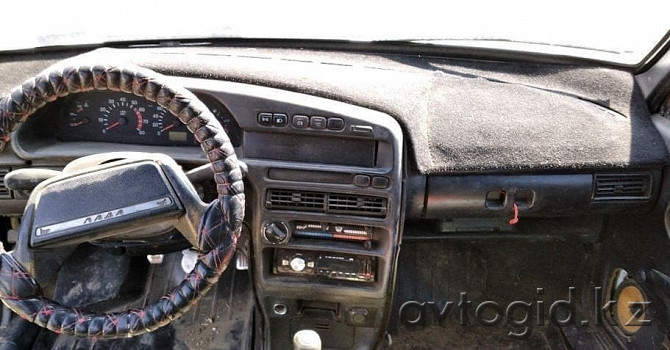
[{"left": 0, "top": 7, "right": 669, "bottom": 349}]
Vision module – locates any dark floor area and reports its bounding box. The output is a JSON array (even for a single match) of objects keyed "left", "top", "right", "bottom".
[
  {"left": 3, "top": 212, "right": 670, "bottom": 349},
  {"left": 0, "top": 248, "right": 255, "bottom": 350},
  {"left": 387, "top": 240, "right": 603, "bottom": 349}
]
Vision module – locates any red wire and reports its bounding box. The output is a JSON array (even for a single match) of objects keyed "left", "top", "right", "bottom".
[{"left": 509, "top": 203, "right": 519, "bottom": 225}]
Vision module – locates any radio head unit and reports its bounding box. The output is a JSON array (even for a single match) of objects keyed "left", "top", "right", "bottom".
[{"left": 275, "top": 249, "right": 376, "bottom": 283}]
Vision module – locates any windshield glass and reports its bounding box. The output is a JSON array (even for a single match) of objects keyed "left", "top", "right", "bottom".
[{"left": 5, "top": 0, "right": 670, "bottom": 65}]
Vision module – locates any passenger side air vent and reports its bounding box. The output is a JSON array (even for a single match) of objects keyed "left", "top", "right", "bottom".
[
  {"left": 0, "top": 168, "right": 10, "bottom": 199},
  {"left": 266, "top": 189, "right": 387, "bottom": 217},
  {"left": 593, "top": 174, "right": 652, "bottom": 200},
  {"left": 327, "top": 193, "right": 387, "bottom": 216}
]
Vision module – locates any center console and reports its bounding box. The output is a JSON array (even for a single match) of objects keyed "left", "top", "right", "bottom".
[
  {"left": 175, "top": 78, "right": 403, "bottom": 349},
  {"left": 245, "top": 106, "right": 403, "bottom": 349}
]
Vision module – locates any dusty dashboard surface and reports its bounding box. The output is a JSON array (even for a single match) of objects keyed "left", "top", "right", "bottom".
[{"left": 0, "top": 46, "right": 667, "bottom": 349}]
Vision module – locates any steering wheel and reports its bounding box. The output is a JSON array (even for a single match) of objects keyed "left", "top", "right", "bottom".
[{"left": 0, "top": 62, "right": 245, "bottom": 338}]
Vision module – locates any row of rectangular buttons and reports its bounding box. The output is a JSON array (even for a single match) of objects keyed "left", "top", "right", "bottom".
[
  {"left": 257, "top": 113, "right": 344, "bottom": 131},
  {"left": 293, "top": 115, "right": 344, "bottom": 130},
  {"left": 258, "top": 113, "right": 287, "bottom": 127},
  {"left": 353, "top": 174, "right": 389, "bottom": 189}
]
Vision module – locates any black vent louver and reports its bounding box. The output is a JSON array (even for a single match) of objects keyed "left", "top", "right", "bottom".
[
  {"left": 327, "top": 193, "right": 387, "bottom": 216},
  {"left": 266, "top": 189, "right": 387, "bottom": 217},
  {"left": 593, "top": 174, "right": 651, "bottom": 200},
  {"left": 0, "top": 168, "right": 10, "bottom": 199},
  {"left": 266, "top": 190, "right": 326, "bottom": 212}
]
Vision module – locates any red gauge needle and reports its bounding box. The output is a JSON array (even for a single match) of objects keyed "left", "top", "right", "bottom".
[
  {"left": 70, "top": 118, "right": 89, "bottom": 127},
  {"left": 160, "top": 124, "right": 177, "bottom": 133},
  {"left": 106, "top": 121, "right": 120, "bottom": 130}
]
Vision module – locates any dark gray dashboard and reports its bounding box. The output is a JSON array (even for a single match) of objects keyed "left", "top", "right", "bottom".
[
  {"left": 0, "top": 46, "right": 667, "bottom": 349},
  {"left": 0, "top": 47, "right": 667, "bottom": 174}
]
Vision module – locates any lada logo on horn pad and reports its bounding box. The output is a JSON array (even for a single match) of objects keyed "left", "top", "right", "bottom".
[
  {"left": 36, "top": 197, "right": 172, "bottom": 236},
  {"left": 82, "top": 209, "right": 125, "bottom": 225}
]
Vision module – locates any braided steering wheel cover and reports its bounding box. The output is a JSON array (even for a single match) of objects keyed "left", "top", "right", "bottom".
[{"left": 0, "top": 63, "right": 245, "bottom": 338}]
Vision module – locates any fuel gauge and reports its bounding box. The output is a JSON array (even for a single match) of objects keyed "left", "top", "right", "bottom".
[{"left": 68, "top": 100, "right": 91, "bottom": 128}]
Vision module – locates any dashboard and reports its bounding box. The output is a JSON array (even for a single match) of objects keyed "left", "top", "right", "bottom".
[
  {"left": 0, "top": 46, "right": 668, "bottom": 349},
  {"left": 7, "top": 74, "right": 405, "bottom": 349}
]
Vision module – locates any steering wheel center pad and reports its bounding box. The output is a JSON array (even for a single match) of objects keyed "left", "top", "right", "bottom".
[
  {"left": 31, "top": 160, "right": 183, "bottom": 248},
  {"left": 0, "top": 62, "right": 245, "bottom": 338}
]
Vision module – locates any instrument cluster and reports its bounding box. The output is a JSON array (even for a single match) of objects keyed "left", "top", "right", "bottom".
[{"left": 55, "top": 92, "right": 242, "bottom": 147}]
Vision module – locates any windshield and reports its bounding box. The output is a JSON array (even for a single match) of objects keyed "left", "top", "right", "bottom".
[{"left": 5, "top": 0, "right": 670, "bottom": 65}]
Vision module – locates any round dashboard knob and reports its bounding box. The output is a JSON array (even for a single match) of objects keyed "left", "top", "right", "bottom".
[
  {"left": 263, "top": 221, "right": 290, "bottom": 244},
  {"left": 290, "top": 256, "right": 307, "bottom": 272}
]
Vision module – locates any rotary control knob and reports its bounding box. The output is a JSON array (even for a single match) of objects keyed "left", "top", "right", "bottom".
[
  {"left": 290, "top": 256, "right": 307, "bottom": 272},
  {"left": 263, "top": 221, "right": 289, "bottom": 244}
]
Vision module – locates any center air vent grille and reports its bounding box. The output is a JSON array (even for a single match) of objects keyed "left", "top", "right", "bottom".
[
  {"left": 266, "top": 189, "right": 387, "bottom": 217},
  {"left": 593, "top": 174, "right": 651, "bottom": 200},
  {"left": 266, "top": 190, "right": 326, "bottom": 211}
]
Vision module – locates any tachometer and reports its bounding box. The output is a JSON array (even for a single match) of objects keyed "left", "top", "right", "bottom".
[{"left": 99, "top": 96, "right": 147, "bottom": 136}]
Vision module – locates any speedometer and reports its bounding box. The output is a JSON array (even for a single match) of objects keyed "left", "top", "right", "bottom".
[
  {"left": 149, "top": 105, "right": 193, "bottom": 144},
  {"left": 149, "top": 106, "right": 183, "bottom": 139}
]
